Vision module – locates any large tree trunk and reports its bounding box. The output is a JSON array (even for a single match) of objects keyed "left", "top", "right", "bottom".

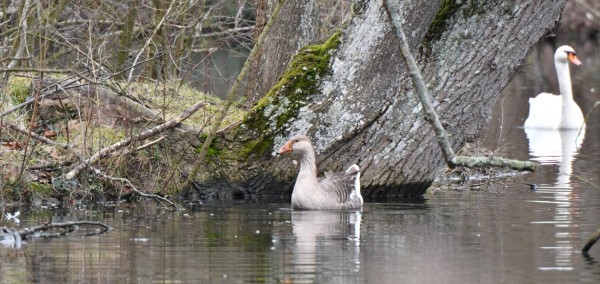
[
  {"left": 199, "top": 0, "right": 566, "bottom": 198},
  {"left": 243, "top": 0, "right": 319, "bottom": 107}
]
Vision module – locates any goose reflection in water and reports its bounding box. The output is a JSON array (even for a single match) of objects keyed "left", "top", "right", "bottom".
[{"left": 284, "top": 210, "right": 362, "bottom": 283}]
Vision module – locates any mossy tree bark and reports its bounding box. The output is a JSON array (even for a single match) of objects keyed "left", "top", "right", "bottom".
[
  {"left": 243, "top": 0, "right": 320, "bottom": 108},
  {"left": 198, "top": 0, "right": 567, "bottom": 198}
]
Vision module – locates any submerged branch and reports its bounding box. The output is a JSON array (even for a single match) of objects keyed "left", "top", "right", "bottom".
[
  {"left": 17, "top": 221, "right": 111, "bottom": 239},
  {"left": 582, "top": 228, "right": 600, "bottom": 255},
  {"left": 383, "top": 1, "right": 535, "bottom": 172}
]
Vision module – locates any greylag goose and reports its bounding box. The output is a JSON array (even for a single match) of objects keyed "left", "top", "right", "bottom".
[
  {"left": 278, "top": 135, "right": 363, "bottom": 210},
  {"left": 524, "top": 45, "right": 584, "bottom": 130}
]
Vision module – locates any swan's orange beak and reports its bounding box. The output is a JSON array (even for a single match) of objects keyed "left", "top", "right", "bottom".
[
  {"left": 568, "top": 53, "right": 582, "bottom": 66},
  {"left": 278, "top": 141, "right": 293, "bottom": 154}
]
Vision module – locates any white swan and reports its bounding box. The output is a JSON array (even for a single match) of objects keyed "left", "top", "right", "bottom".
[{"left": 524, "top": 45, "right": 584, "bottom": 130}]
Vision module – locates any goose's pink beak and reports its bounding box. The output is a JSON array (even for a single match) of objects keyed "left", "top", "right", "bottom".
[{"left": 278, "top": 141, "right": 293, "bottom": 154}]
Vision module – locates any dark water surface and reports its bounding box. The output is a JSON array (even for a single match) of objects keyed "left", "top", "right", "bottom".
[{"left": 2, "top": 42, "right": 600, "bottom": 283}]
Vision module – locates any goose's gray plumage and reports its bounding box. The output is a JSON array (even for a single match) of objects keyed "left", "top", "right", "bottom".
[{"left": 278, "top": 135, "right": 363, "bottom": 210}]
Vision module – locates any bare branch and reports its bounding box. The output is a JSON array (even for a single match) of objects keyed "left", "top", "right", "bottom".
[
  {"left": 127, "top": 0, "right": 176, "bottom": 82},
  {"left": 7, "top": 0, "right": 33, "bottom": 69},
  {"left": 383, "top": 1, "right": 536, "bottom": 172}
]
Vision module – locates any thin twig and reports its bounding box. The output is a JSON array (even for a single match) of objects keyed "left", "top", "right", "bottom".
[
  {"left": 89, "top": 165, "right": 184, "bottom": 211},
  {"left": 127, "top": 0, "right": 176, "bottom": 82}
]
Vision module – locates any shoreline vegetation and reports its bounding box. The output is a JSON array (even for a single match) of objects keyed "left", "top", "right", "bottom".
[{"left": 1, "top": 1, "right": 598, "bottom": 207}]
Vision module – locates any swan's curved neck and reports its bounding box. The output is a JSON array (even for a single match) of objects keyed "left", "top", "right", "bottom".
[{"left": 556, "top": 60, "right": 573, "bottom": 100}]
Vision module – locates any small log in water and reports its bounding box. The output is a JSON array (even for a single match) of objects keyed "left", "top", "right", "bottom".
[
  {"left": 582, "top": 228, "right": 600, "bottom": 255},
  {"left": 1, "top": 221, "right": 111, "bottom": 249}
]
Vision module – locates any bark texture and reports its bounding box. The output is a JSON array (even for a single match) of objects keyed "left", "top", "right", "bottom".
[
  {"left": 243, "top": 0, "right": 320, "bottom": 107},
  {"left": 202, "top": 0, "right": 567, "bottom": 198}
]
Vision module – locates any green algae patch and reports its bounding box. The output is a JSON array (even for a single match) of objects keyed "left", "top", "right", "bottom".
[{"left": 237, "top": 31, "right": 342, "bottom": 159}]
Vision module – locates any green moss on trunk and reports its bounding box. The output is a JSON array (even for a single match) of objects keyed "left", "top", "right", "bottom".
[
  {"left": 235, "top": 31, "right": 343, "bottom": 159},
  {"left": 420, "top": 0, "right": 462, "bottom": 58}
]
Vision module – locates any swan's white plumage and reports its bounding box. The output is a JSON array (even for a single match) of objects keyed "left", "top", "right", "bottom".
[{"left": 524, "top": 45, "right": 584, "bottom": 130}]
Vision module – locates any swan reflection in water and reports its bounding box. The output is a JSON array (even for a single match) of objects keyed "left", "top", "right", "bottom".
[
  {"left": 525, "top": 127, "right": 585, "bottom": 185},
  {"left": 525, "top": 127, "right": 585, "bottom": 272},
  {"left": 283, "top": 210, "right": 362, "bottom": 283}
]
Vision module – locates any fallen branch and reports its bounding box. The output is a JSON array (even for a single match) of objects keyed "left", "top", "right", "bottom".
[
  {"left": 0, "top": 67, "right": 97, "bottom": 84},
  {"left": 582, "top": 228, "right": 600, "bottom": 255},
  {"left": 6, "top": 122, "right": 71, "bottom": 149},
  {"left": 383, "top": 2, "right": 535, "bottom": 172},
  {"left": 0, "top": 76, "right": 83, "bottom": 118},
  {"left": 65, "top": 101, "right": 205, "bottom": 179}
]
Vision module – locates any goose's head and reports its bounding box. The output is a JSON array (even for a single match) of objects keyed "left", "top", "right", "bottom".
[
  {"left": 278, "top": 135, "right": 313, "bottom": 155},
  {"left": 555, "top": 45, "right": 582, "bottom": 66}
]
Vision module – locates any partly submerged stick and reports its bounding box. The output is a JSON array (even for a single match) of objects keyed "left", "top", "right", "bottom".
[
  {"left": 582, "top": 228, "right": 600, "bottom": 255},
  {"left": 383, "top": 1, "right": 535, "bottom": 172}
]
